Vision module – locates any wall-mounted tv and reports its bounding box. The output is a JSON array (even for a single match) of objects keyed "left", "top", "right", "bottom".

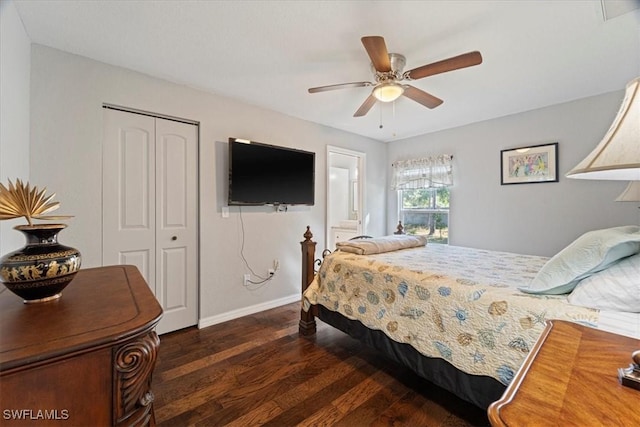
[{"left": 228, "top": 138, "right": 315, "bottom": 206}]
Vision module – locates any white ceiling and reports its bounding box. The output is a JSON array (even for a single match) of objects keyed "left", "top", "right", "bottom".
[{"left": 13, "top": 0, "right": 640, "bottom": 142}]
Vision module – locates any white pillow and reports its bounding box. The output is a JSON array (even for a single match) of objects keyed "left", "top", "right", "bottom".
[
  {"left": 520, "top": 225, "right": 640, "bottom": 295},
  {"left": 568, "top": 252, "right": 640, "bottom": 312}
]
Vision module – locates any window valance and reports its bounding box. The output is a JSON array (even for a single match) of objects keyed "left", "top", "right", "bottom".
[{"left": 391, "top": 155, "right": 453, "bottom": 190}]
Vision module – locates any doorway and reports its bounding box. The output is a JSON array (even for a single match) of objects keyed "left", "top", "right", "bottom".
[{"left": 326, "top": 146, "right": 366, "bottom": 249}]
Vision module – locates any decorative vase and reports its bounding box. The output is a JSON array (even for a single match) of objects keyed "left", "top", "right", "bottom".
[{"left": 0, "top": 224, "right": 81, "bottom": 303}]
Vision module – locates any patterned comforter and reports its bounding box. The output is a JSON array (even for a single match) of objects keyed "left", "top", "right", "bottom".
[{"left": 303, "top": 244, "right": 600, "bottom": 385}]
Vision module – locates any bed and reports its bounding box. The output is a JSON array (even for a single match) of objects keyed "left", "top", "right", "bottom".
[{"left": 299, "top": 226, "right": 640, "bottom": 409}]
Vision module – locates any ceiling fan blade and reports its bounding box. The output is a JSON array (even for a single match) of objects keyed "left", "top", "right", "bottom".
[
  {"left": 361, "top": 36, "right": 391, "bottom": 73},
  {"left": 403, "top": 85, "right": 444, "bottom": 109},
  {"left": 308, "top": 81, "right": 373, "bottom": 93},
  {"left": 353, "top": 95, "right": 377, "bottom": 117},
  {"left": 407, "top": 51, "right": 483, "bottom": 80}
]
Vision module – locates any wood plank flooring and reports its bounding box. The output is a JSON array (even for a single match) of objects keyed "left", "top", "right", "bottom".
[{"left": 152, "top": 302, "right": 490, "bottom": 426}]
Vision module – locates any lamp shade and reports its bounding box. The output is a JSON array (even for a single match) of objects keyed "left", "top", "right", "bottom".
[
  {"left": 372, "top": 83, "right": 404, "bottom": 103},
  {"left": 615, "top": 181, "right": 640, "bottom": 202},
  {"left": 566, "top": 77, "right": 640, "bottom": 180}
]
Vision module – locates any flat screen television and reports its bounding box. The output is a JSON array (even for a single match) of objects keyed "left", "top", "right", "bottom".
[{"left": 228, "top": 138, "right": 315, "bottom": 206}]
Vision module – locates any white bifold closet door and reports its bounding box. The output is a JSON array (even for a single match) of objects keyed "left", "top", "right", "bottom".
[{"left": 103, "top": 108, "right": 198, "bottom": 335}]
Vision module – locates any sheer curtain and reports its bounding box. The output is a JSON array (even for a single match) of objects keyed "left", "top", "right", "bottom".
[{"left": 391, "top": 155, "right": 453, "bottom": 190}]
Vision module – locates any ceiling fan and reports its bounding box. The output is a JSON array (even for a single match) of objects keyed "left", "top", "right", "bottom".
[{"left": 308, "top": 36, "right": 483, "bottom": 117}]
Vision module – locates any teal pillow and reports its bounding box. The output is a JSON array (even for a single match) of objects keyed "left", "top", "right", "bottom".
[{"left": 520, "top": 225, "right": 640, "bottom": 295}]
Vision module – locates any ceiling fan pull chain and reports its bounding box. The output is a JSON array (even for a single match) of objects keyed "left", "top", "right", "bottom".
[
  {"left": 392, "top": 101, "right": 397, "bottom": 138},
  {"left": 379, "top": 104, "right": 384, "bottom": 129}
]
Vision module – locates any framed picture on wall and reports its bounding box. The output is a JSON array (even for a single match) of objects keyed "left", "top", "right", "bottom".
[{"left": 500, "top": 142, "right": 559, "bottom": 185}]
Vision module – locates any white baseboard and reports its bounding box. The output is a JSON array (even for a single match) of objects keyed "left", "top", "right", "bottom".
[{"left": 198, "top": 293, "right": 300, "bottom": 329}]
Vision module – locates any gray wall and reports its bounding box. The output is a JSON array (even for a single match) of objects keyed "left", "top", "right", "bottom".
[
  {"left": 28, "top": 45, "right": 387, "bottom": 323},
  {"left": 387, "top": 91, "right": 638, "bottom": 257},
  {"left": 0, "top": 0, "right": 31, "bottom": 254}
]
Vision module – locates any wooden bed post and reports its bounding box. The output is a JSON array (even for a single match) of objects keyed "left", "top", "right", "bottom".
[
  {"left": 394, "top": 221, "right": 405, "bottom": 235},
  {"left": 299, "top": 226, "right": 317, "bottom": 336}
]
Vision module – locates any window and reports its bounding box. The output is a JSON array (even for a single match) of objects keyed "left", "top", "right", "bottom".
[
  {"left": 392, "top": 155, "right": 452, "bottom": 244},
  {"left": 398, "top": 187, "right": 449, "bottom": 244}
]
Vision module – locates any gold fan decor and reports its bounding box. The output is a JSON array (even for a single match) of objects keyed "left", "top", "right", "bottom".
[
  {"left": 0, "top": 179, "right": 81, "bottom": 304},
  {"left": 0, "top": 179, "right": 72, "bottom": 225}
]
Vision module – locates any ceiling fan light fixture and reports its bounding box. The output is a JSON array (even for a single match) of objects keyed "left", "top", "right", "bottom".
[{"left": 372, "top": 82, "right": 404, "bottom": 102}]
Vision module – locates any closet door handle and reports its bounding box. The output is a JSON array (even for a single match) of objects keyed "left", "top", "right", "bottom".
[{"left": 171, "top": 236, "right": 177, "bottom": 241}]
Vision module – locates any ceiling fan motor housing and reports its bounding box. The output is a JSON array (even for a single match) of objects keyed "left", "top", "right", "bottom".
[{"left": 371, "top": 53, "right": 406, "bottom": 82}]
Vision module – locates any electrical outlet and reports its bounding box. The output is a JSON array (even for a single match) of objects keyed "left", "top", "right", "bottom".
[
  {"left": 268, "top": 268, "right": 275, "bottom": 276},
  {"left": 243, "top": 274, "right": 250, "bottom": 286}
]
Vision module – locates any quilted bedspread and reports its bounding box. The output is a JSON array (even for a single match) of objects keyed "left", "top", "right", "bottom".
[{"left": 303, "top": 244, "right": 600, "bottom": 385}]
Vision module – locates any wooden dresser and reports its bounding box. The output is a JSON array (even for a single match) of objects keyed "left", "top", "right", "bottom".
[
  {"left": 0, "top": 265, "right": 163, "bottom": 427},
  {"left": 488, "top": 320, "right": 640, "bottom": 426}
]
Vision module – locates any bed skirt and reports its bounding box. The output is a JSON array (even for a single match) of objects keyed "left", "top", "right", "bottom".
[{"left": 317, "top": 305, "right": 505, "bottom": 410}]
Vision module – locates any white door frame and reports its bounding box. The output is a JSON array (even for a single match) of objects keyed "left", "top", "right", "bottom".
[{"left": 326, "top": 145, "right": 366, "bottom": 248}]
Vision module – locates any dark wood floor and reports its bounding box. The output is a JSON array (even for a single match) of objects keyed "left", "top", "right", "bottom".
[{"left": 152, "top": 302, "right": 490, "bottom": 426}]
